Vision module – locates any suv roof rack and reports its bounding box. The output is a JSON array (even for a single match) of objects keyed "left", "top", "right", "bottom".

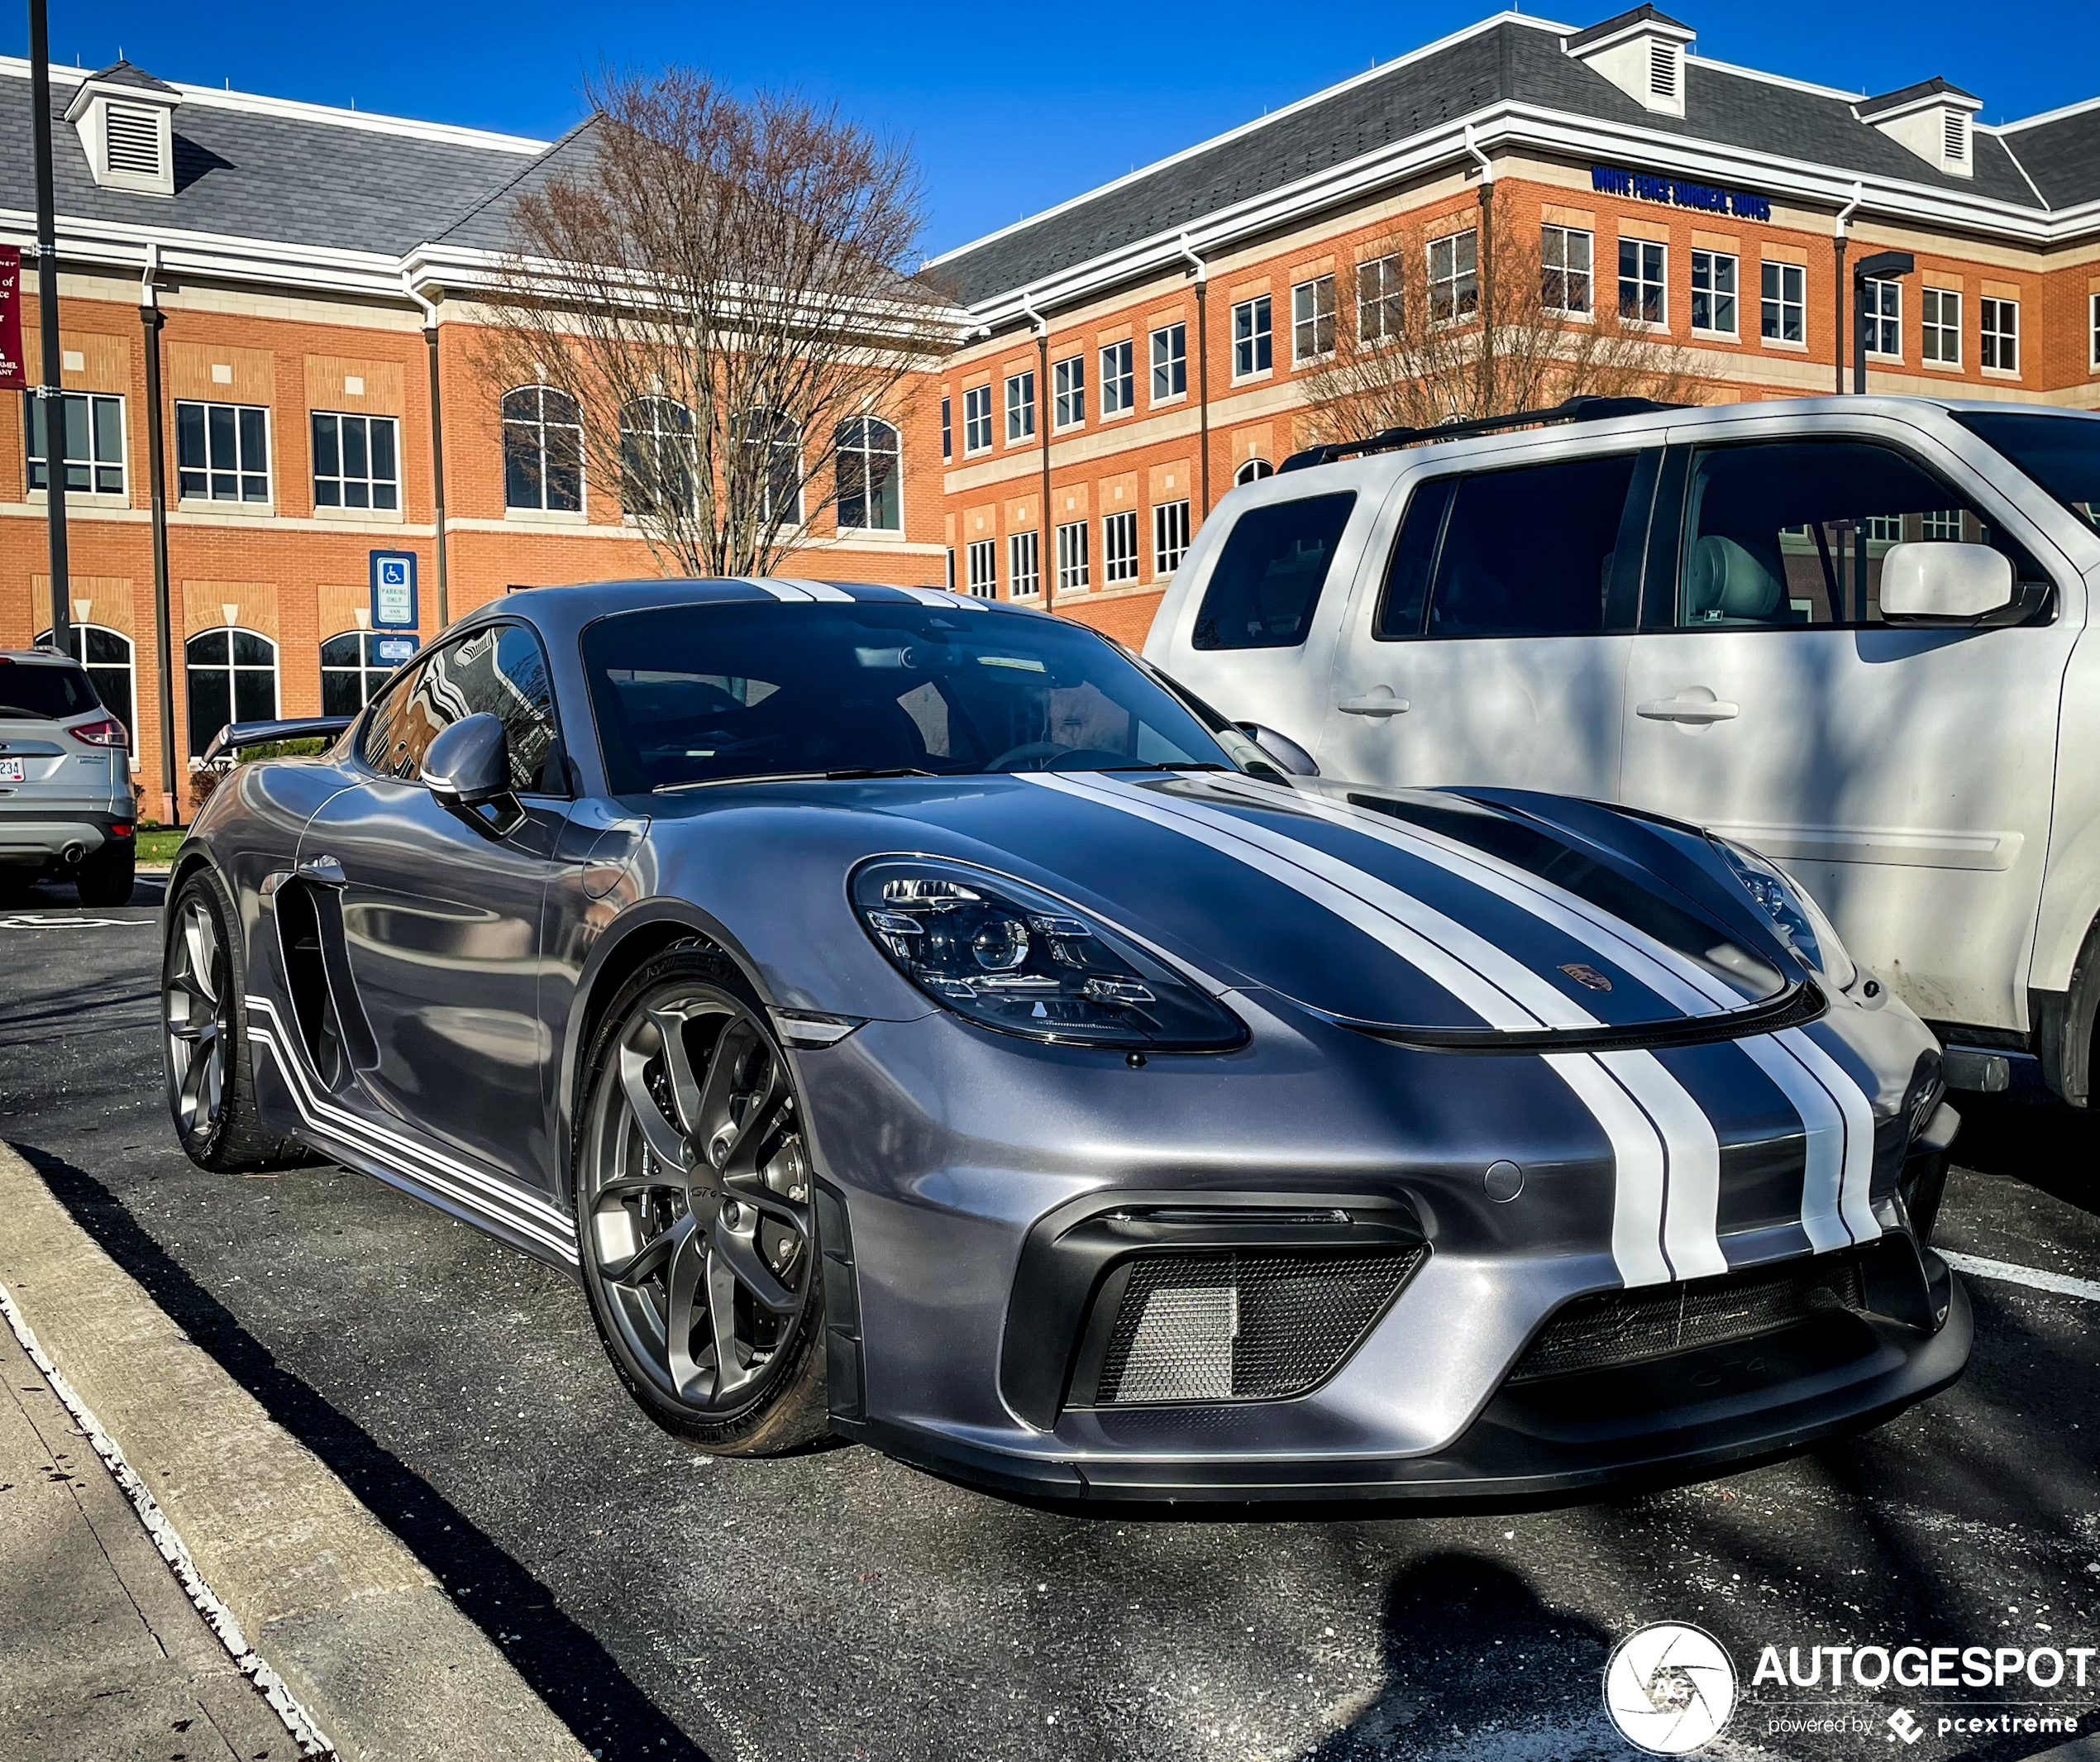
[{"left": 1277, "top": 395, "right": 1687, "bottom": 473}]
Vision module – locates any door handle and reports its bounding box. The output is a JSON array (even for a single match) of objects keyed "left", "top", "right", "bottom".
[
  {"left": 297, "top": 853, "right": 348, "bottom": 886},
  {"left": 1337, "top": 690, "right": 1410, "bottom": 717},
  {"left": 1636, "top": 697, "right": 1740, "bottom": 723}
]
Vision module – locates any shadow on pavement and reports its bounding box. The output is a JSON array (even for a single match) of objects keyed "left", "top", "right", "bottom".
[
  {"left": 1950, "top": 1094, "right": 2100, "bottom": 1220},
  {"left": 12, "top": 1142, "right": 717, "bottom": 1762}
]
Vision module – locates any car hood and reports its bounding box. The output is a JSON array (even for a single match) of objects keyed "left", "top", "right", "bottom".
[{"left": 647, "top": 770, "right": 1803, "bottom": 1043}]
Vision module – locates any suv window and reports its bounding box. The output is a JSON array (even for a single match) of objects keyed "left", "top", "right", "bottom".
[
  {"left": 1379, "top": 453, "right": 1642, "bottom": 639},
  {"left": 1191, "top": 492, "right": 1356, "bottom": 650},
  {"left": 1675, "top": 440, "right": 2040, "bottom": 629},
  {"left": 0, "top": 660, "right": 98, "bottom": 721},
  {"left": 360, "top": 623, "right": 564, "bottom": 793}
]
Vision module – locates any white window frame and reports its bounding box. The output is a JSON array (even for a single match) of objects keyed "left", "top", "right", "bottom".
[
  {"left": 940, "top": 395, "right": 952, "bottom": 463},
  {"left": 1981, "top": 297, "right": 2020, "bottom": 375},
  {"left": 1102, "top": 509, "right": 1139, "bottom": 585},
  {"left": 962, "top": 384, "right": 993, "bottom": 456},
  {"left": 1541, "top": 226, "right": 1594, "bottom": 318},
  {"left": 1291, "top": 276, "right": 1334, "bottom": 364},
  {"left": 184, "top": 626, "right": 279, "bottom": 761},
  {"left": 1617, "top": 237, "right": 1668, "bottom": 330},
  {"left": 1052, "top": 355, "right": 1086, "bottom": 430},
  {"left": 1357, "top": 254, "right": 1402, "bottom": 346},
  {"left": 1150, "top": 323, "right": 1187, "bottom": 405},
  {"left": 833, "top": 415, "right": 902, "bottom": 532},
  {"left": 25, "top": 389, "right": 127, "bottom": 499},
  {"left": 175, "top": 398, "right": 272, "bottom": 506},
  {"left": 1921, "top": 287, "right": 1962, "bottom": 367},
  {"left": 34, "top": 622, "right": 135, "bottom": 750},
  {"left": 1862, "top": 276, "right": 1902, "bottom": 362},
  {"left": 1153, "top": 499, "right": 1191, "bottom": 579},
  {"left": 312, "top": 409, "right": 402, "bottom": 513},
  {"left": 1234, "top": 458, "right": 1274, "bottom": 485},
  {"left": 1056, "top": 519, "right": 1089, "bottom": 593},
  {"left": 1689, "top": 249, "right": 1739, "bottom": 338},
  {"left": 319, "top": 629, "right": 409, "bottom": 716},
  {"left": 1008, "top": 529, "right": 1041, "bottom": 600},
  {"left": 501, "top": 384, "right": 585, "bottom": 515},
  {"left": 2091, "top": 292, "right": 2100, "bottom": 372},
  {"left": 1760, "top": 260, "right": 1806, "bottom": 347},
  {"left": 1232, "top": 295, "right": 1272, "bottom": 380},
  {"left": 1100, "top": 341, "right": 1134, "bottom": 417},
  {"left": 1005, "top": 370, "right": 1035, "bottom": 444},
  {"left": 966, "top": 537, "right": 997, "bottom": 598},
  {"left": 1427, "top": 230, "right": 1478, "bottom": 324}
]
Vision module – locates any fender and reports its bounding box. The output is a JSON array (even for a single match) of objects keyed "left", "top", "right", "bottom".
[{"left": 2031, "top": 910, "right": 2100, "bottom": 1108}]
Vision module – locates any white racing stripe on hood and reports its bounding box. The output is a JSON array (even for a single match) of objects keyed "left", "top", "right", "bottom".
[
  {"left": 1026, "top": 771, "right": 1718, "bottom": 1288},
  {"left": 1192, "top": 772, "right": 1880, "bottom": 1253}
]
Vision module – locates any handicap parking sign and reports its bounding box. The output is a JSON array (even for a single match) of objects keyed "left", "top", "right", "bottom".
[{"left": 370, "top": 550, "right": 418, "bottom": 630}]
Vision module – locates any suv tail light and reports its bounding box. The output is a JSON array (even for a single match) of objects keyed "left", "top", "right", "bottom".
[{"left": 68, "top": 716, "right": 129, "bottom": 750}]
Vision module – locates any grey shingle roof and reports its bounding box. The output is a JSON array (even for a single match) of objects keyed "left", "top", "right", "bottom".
[
  {"left": 0, "top": 66, "right": 542, "bottom": 259},
  {"left": 429, "top": 115, "right": 607, "bottom": 252},
  {"left": 925, "top": 19, "right": 2067, "bottom": 308},
  {"left": 84, "top": 60, "right": 180, "bottom": 97},
  {"left": 1999, "top": 107, "right": 2100, "bottom": 209},
  {"left": 1563, "top": 6, "right": 1690, "bottom": 52}
]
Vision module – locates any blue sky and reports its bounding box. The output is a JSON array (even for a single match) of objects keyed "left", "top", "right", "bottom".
[{"left": 23, "top": 1, "right": 2095, "bottom": 260}]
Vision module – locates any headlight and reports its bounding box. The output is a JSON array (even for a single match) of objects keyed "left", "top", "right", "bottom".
[
  {"left": 1714, "top": 839, "right": 1857, "bottom": 990},
  {"left": 851, "top": 858, "right": 1246, "bottom": 1051}
]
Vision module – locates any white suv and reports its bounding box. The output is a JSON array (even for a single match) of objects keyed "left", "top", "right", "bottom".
[{"left": 1148, "top": 396, "right": 2100, "bottom": 1105}]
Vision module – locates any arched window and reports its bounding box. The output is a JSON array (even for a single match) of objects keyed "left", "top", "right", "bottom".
[
  {"left": 502, "top": 386, "right": 583, "bottom": 513},
  {"left": 1235, "top": 457, "right": 1276, "bottom": 485},
  {"left": 35, "top": 623, "right": 134, "bottom": 750},
  {"left": 834, "top": 416, "right": 901, "bottom": 531},
  {"left": 619, "top": 398, "right": 694, "bottom": 516},
  {"left": 185, "top": 628, "right": 277, "bottom": 759},
  {"left": 737, "top": 410, "right": 802, "bottom": 524},
  {"left": 320, "top": 631, "right": 417, "bottom": 717}
]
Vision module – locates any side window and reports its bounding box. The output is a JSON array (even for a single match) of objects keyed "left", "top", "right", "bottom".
[
  {"left": 1676, "top": 441, "right": 2037, "bottom": 629},
  {"left": 1190, "top": 492, "right": 1357, "bottom": 651},
  {"left": 358, "top": 623, "right": 563, "bottom": 793},
  {"left": 1382, "top": 454, "right": 1640, "bottom": 640}
]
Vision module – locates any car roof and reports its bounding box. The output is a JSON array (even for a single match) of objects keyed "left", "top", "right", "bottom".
[
  {"left": 458, "top": 578, "right": 1050, "bottom": 647},
  {"left": 0, "top": 647, "right": 85, "bottom": 667}
]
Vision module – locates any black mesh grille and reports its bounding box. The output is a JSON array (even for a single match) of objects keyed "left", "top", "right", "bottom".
[
  {"left": 1095, "top": 1247, "right": 1424, "bottom": 1406},
  {"left": 1511, "top": 1253, "right": 1867, "bottom": 1383}
]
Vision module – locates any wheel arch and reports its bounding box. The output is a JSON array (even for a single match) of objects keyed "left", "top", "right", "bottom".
[{"left": 2030, "top": 905, "right": 2100, "bottom": 1108}]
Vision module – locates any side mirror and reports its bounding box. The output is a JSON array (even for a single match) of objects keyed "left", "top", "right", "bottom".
[
  {"left": 421, "top": 713, "right": 513, "bottom": 809},
  {"left": 1234, "top": 721, "right": 1320, "bottom": 777},
  {"left": 1880, "top": 542, "right": 2034, "bottom": 627}
]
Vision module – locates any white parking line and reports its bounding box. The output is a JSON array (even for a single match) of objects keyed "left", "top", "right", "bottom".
[{"left": 1942, "top": 1251, "right": 2100, "bottom": 1304}]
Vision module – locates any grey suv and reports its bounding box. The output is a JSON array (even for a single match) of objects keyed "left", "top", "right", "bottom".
[{"left": 0, "top": 647, "right": 136, "bottom": 905}]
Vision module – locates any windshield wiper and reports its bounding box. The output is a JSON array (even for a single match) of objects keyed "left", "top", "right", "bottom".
[{"left": 656, "top": 766, "right": 936, "bottom": 794}]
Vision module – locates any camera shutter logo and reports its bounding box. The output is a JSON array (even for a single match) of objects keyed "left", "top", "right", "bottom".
[{"left": 1603, "top": 1622, "right": 1737, "bottom": 1755}]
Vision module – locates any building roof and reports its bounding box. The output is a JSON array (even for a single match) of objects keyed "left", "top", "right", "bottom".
[
  {"left": 1563, "top": 6, "right": 1691, "bottom": 52},
  {"left": 1999, "top": 100, "right": 2100, "bottom": 209},
  {"left": 0, "top": 60, "right": 543, "bottom": 261},
  {"left": 924, "top": 12, "right": 2078, "bottom": 309},
  {"left": 81, "top": 60, "right": 181, "bottom": 97},
  {"left": 1855, "top": 76, "right": 1979, "bottom": 120}
]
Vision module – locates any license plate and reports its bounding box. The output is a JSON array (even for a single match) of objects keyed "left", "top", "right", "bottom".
[{"left": 0, "top": 758, "right": 22, "bottom": 782}]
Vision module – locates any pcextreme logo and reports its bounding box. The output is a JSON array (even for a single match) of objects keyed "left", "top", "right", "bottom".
[{"left": 1603, "top": 1623, "right": 1739, "bottom": 1754}]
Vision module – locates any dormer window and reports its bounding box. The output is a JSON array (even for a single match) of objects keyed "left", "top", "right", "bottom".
[
  {"left": 1564, "top": 7, "right": 1697, "bottom": 120},
  {"left": 1857, "top": 78, "right": 1981, "bottom": 179},
  {"left": 64, "top": 61, "right": 182, "bottom": 198}
]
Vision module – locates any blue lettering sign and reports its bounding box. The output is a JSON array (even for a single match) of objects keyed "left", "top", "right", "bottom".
[{"left": 1591, "top": 164, "right": 1770, "bottom": 222}]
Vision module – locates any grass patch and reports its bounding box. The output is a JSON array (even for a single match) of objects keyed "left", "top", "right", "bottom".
[{"left": 136, "top": 826, "right": 185, "bottom": 867}]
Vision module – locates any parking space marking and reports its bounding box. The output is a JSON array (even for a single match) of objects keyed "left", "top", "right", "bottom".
[
  {"left": 0, "top": 914, "right": 152, "bottom": 929},
  {"left": 1942, "top": 1250, "right": 2100, "bottom": 1303}
]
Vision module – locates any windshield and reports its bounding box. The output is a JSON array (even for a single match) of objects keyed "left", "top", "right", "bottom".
[
  {"left": 0, "top": 659, "right": 99, "bottom": 721},
  {"left": 582, "top": 600, "right": 1249, "bottom": 794},
  {"left": 1954, "top": 411, "right": 2100, "bottom": 535}
]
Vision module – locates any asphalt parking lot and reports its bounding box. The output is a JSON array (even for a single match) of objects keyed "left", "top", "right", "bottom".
[{"left": 2, "top": 874, "right": 2096, "bottom": 1762}]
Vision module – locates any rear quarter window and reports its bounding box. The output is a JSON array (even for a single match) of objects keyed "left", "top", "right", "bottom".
[{"left": 1191, "top": 491, "right": 1356, "bottom": 650}]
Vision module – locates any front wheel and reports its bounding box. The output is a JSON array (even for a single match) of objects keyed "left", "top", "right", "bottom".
[{"left": 573, "top": 948, "right": 829, "bottom": 1454}]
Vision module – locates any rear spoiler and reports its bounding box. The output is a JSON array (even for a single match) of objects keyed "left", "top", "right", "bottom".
[{"left": 203, "top": 715, "right": 355, "bottom": 765}]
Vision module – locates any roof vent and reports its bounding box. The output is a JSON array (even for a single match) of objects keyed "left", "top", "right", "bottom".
[
  {"left": 1856, "top": 78, "right": 1980, "bottom": 179},
  {"left": 64, "top": 61, "right": 182, "bottom": 198},
  {"left": 1564, "top": 6, "right": 1695, "bottom": 119}
]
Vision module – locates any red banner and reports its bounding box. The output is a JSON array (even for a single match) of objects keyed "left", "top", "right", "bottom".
[{"left": 0, "top": 246, "right": 22, "bottom": 389}]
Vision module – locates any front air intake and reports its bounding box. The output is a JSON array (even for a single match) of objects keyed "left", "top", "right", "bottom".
[{"left": 1090, "top": 1247, "right": 1424, "bottom": 1406}]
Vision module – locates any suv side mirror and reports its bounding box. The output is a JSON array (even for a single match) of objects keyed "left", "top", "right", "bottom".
[
  {"left": 1234, "top": 721, "right": 1320, "bottom": 776},
  {"left": 1880, "top": 542, "right": 2039, "bottom": 627},
  {"left": 421, "top": 713, "right": 513, "bottom": 809}
]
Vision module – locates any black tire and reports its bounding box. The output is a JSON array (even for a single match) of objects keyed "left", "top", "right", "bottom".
[
  {"left": 161, "top": 868, "right": 305, "bottom": 1172},
  {"left": 0, "top": 868, "right": 37, "bottom": 905},
  {"left": 75, "top": 843, "right": 136, "bottom": 907},
  {"left": 573, "top": 947, "right": 830, "bottom": 1454}
]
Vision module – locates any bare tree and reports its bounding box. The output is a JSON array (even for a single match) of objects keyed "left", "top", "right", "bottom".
[
  {"left": 472, "top": 69, "right": 953, "bottom": 578},
  {"left": 1296, "top": 203, "right": 1704, "bottom": 450}
]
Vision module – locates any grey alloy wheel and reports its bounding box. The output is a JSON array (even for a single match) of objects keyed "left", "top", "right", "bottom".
[
  {"left": 580, "top": 977, "right": 818, "bottom": 1420},
  {"left": 165, "top": 889, "right": 231, "bottom": 1143}
]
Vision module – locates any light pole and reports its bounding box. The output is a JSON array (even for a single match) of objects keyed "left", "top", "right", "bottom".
[
  {"left": 1851, "top": 250, "right": 1915, "bottom": 395},
  {"left": 27, "top": 0, "right": 70, "bottom": 654}
]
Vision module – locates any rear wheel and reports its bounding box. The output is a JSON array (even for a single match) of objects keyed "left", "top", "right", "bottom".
[
  {"left": 75, "top": 843, "right": 136, "bottom": 907},
  {"left": 573, "top": 948, "right": 829, "bottom": 1454},
  {"left": 162, "top": 871, "right": 303, "bottom": 1172}
]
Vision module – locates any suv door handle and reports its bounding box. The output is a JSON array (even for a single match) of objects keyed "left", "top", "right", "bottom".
[
  {"left": 296, "top": 853, "right": 348, "bottom": 886},
  {"left": 1337, "top": 690, "right": 1410, "bottom": 717},
  {"left": 1637, "top": 697, "right": 1740, "bottom": 723}
]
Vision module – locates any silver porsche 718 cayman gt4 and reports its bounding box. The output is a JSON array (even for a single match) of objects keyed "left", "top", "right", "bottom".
[{"left": 162, "top": 579, "right": 1967, "bottom": 1500}]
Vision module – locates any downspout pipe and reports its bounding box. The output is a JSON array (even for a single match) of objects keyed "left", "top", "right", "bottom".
[
  {"left": 1833, "top": 182, "right": 1863, "bottom": 395},
  {"left": 1465, "top": 123, "right": 1497, "bottom": 410},
  {"left": 1179, "top": 235, "right": 1210, "bottom": 517},
  {"left": 1019, "top": 289, "right": 1052, "bottom": 612},
  {"left": 138, "top": 243, "right": 177, "bottom": 825},
  {"left": 403, "top": 275, "right": 448, "bottom": 628}
]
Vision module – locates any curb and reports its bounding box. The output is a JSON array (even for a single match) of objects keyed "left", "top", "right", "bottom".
[{"left": 0, "top": 1141, "right": 594, "bottom": 1762}]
